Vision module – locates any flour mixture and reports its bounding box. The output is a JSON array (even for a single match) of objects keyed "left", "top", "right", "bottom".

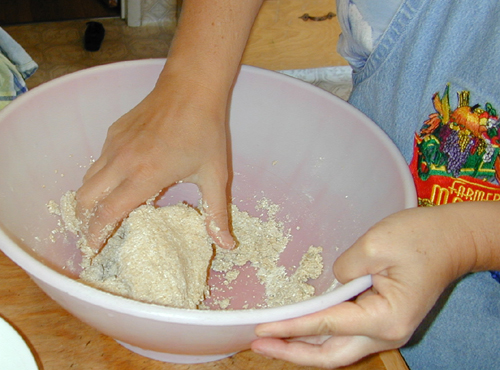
[{"left": 49, "top": 192, "right": 323, "bottom": 309}]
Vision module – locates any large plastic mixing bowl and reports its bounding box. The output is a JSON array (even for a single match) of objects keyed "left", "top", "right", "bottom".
[{"left": 0, "top": 59, "right": 416, "bottom": 363}]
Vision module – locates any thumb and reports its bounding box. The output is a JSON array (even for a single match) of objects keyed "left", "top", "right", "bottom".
[
  {"left": 333, "top": 246, "right": 371, "bottom": 285},
  {"left": 197, "top": 169, "right": 235, "bottom": 250}
]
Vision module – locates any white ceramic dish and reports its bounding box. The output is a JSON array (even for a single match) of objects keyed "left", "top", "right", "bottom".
[
  {"left": 0, "top": 317, "right": 38, "bottom": 370},
  {"left": 0, "top": 59, "right": 417, "bottom": 363}
]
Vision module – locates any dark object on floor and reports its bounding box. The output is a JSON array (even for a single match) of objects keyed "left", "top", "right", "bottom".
[{"left": 84, "top": 21, "right": 105, "bottom": 52}]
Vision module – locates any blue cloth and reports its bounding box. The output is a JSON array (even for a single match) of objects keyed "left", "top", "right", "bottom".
[
  {"left": 0, "top": 53, "right": 27, "bottom": 109},
  {"left": 336, "top": 0, "right": 500, "bottom": 368},
  {"left": 491, "top": 271, "right": 500, "bottom": 284},
  {"left": 337, "top": 0, "right": 403, "bottom": 71},
  {"left": 0, "top": 27, "right": 37, "bottom": 79},
  {"left": 0, "top": 27, "right": 38, "bottom": 109},
  {"left": 342, "top": 0, "right": 500, "bottom": 163},
  {"left": 402, "top": 272, "right": 500, "bottom": 369}
]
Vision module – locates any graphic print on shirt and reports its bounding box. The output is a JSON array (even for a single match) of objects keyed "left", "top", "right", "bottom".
[{"left": 410, "top": 84, "right": 500, "bottom": 206}]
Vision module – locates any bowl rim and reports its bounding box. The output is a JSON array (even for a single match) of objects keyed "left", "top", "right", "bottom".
[
  {"left": 0, "top": 230, "right": 373, "bottom": 325},
  {"left": 0, "top": 59, "right": 416, "bottom": 326}
]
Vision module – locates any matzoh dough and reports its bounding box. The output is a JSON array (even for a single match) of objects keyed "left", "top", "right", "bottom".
[
  {"left": 49, "top": 192, "right": 323, "bottom": 309},
  {"left": 81, "top": 203, "right": 213, "bottom": 309}
]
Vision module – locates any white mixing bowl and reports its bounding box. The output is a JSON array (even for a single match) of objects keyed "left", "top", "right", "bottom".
[{"left": 0, "top": 59, "right": 416, "bottom": 364}]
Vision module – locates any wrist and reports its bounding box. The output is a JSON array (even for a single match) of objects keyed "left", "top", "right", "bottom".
[
  {"left": 158, "top": 55, "right": 236, "bottom": 101},
  {"left": 432, "top": 202, "right": 500, "bottom": 277}
]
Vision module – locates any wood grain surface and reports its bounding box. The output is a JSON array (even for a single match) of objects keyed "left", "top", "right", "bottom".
[
  {"left": 0, "top": 251, "right": 407, "bottom": 370},
  {"left": 242, "top": 0, "right": 349, "bottom": 70}
]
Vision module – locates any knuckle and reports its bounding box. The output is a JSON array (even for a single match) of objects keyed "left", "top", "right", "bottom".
[
  {"left": 204, "top": 205, "right": 229, "bottom": 222},
  {"left": 95, "top": 200, "right": 119, "bottom": 225},
  {"left": 317, "top": 316, "right": 337, "bottom": 335},
  {"left": 131, "top": 161, "right": 157, "bottom": 183},
  {"left": 113, "top": 150, "right": 160, "bottom": 184},
  {"left": 357, "top": 229, "right": 390, "bottom": 259}
]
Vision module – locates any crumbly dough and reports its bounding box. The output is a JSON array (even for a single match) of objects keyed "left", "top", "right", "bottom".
[
  {"left": 213, "top": 200, "right": 324, "bottom": 308},
  {"left": 49, "top": 192, "right": 323, "bottom": 309}
]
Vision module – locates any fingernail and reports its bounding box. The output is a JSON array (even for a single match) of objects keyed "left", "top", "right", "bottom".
[
  {"left": 219, "top": 238, "right": 236, "bottom": 250},
  {"left": 209, "top": 221, "right": 236, "bottom": 250},
  {"left": 222, "top": 233, "right": 237, "bottom": 250}
]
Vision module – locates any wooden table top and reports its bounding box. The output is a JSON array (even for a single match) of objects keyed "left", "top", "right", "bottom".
[{"left": 0, "top": 250, "right": 407, "bottom": 370}]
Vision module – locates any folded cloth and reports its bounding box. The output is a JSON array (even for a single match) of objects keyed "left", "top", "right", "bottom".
[
  {"left": 0, "top": 27, "right": 38, "bottom": 110},
  {"left": 0, "top": 27, "right": 38, "bottom": 79},
  {"left": 0, "top": 53, "right": 26, "bottom": 110}
]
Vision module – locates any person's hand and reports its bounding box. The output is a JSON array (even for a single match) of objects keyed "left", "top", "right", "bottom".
[
  {"left": 252, "top": 205, "right": 478, "bottom": 368},
  {"left": 75, "top": 74, "right": 234, "bottom": 251}
]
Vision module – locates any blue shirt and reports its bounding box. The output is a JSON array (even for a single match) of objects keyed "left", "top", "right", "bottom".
[{"left": 335, "top": 2, "right": 500, "bottom": 368}]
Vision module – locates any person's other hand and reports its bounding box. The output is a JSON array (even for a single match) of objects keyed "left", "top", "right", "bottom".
[
  {"left": 75, "top": 75, "right": 234, "bottom": 251},
  {"left": 252, "top": 205, "right": 475, "bottom": 368}
]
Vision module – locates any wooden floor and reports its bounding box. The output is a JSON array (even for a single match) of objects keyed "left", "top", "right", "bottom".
[{"left": 0, "top": 0, "right": 120, "bottom": 26}]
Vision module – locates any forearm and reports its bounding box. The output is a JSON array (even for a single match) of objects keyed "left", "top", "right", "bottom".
[{"left": 160, "top": 0, "right": 264, "bottom": 96}]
